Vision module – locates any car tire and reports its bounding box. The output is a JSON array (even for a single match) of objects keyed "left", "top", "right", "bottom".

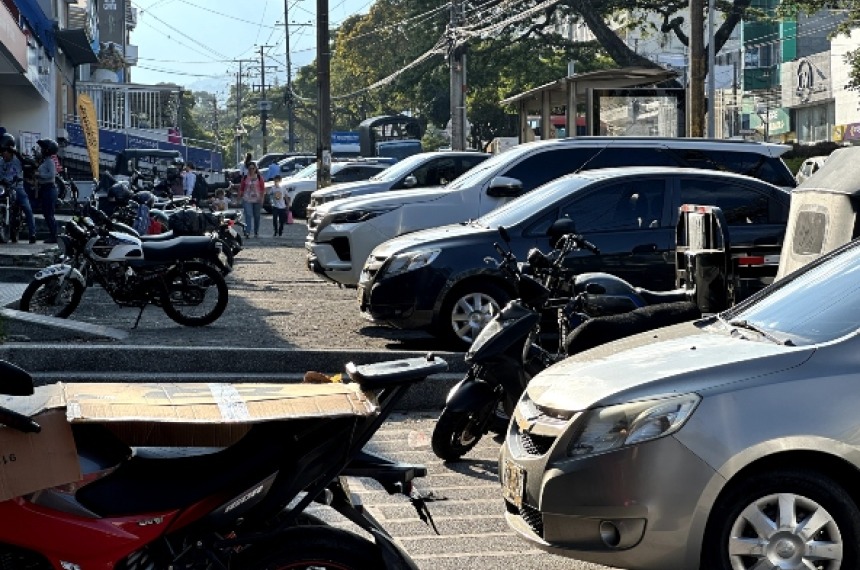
[
  {"left": 437, "top": 282, "right": 509, "bottom": 350},
  {"left": 291, "top": 192, "right": 311, "bottom": 219},
  {"left": 701, "top": 469, "right": 860, "bottom": 570}
]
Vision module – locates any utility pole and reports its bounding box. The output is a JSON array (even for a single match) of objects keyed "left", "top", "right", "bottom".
[
  {"left": 689, "top": 0, "right": 705, "bottom": 138},
  {"left": 317, "top": 0, "right": 332, "bottom": 189},
  {"left": 257, "top": 45, "right": 277, "bottom": 154},
  {"left": 449, "top": 0, "right": 467, "bottom": 150},
  {"left": 234, "top": 59, "right": 254, "bottom": 162},
  {"left": 284, "top": 0, "right": 295, "bottom": 152},
  {"left": 706, "top": 0, "right": 716, "bottom": 138}
]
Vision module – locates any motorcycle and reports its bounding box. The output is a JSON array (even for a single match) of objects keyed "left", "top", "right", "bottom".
[
  {"left": 431, "top": 219, "right": 700, "bottom": 460},
  {"left": 18, "top": 212, "right": 229, "bottom": 327},
  {"left": 0, "top": 354, "right": 446, "bottom": 569}
]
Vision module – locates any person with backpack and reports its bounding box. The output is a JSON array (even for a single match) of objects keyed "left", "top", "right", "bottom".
[
  {"left": 238, "top": 162, "right": 264, "bottom": 238},
  {"left": 191, "top": 166, "right": 209, "bottom": 205}
]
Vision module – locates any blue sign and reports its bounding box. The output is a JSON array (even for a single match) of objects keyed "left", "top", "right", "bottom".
[{"left": 332, "top": 131, "right": 359, "bottom": 145}]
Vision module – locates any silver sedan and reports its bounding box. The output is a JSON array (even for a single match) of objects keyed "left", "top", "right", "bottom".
[{"left": 500, "top": 237, "right": 860, "bottom": 570}]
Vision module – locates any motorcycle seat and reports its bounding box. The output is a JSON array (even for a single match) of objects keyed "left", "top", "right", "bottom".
[
  {"left": 138, "top": 230, "right": 176, "bottom": 242},
  {"left": 139, "top": 236, "right": 215, "bottom": 262},
  {"left": 74, "top": 418, "right": 354, "bottom": 517},
  {"left": 633, "top": 287, "right": 690, "bottom": 305}
]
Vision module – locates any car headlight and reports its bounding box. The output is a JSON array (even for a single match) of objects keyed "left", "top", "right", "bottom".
[
  {"left": 567, "top": 394, "right": 700, "bottom": 457},
  {"left": 382, "top": 249, "right": 440, "bottom": 279},
  {"left": 316, "top": 208, "right": 395, "bottom": 232}
]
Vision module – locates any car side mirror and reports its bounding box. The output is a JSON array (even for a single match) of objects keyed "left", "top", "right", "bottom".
[
  {"left": 403, "top": 175, "right": 417, "bottom": 188},
  {"left": 486, "top": 176, "right": 523, "bottom": 198},
  {"left": 0, "top": 360, "right": 34, "bottom": 396},
  {"left": 547, "top": 218, "right": 577, "bottom": 247}
]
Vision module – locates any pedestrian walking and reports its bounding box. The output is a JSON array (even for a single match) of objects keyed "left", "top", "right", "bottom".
[
  {"left": 35, "top": 138, "right": 60, "bottom": 243},
  {"left": 209, "top": 188, "right": 229, "bottom": 211},
  {"left": 238, "top": 162, "right": 264, "bottom": 238},
  {"left": 0, "top": 134, "right": 36, "bottom": 243},
  {"left": 181, "top": 163, "right": 196, "bottom": 198},
  {"left": 266, "top": 160, "right": 280, "bottom": 182},
  {"left": 268, "top": 175, "right": 289, "bottom": 236}
]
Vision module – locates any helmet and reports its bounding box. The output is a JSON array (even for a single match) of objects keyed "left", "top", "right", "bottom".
[
  {"left": 131, "top": 190, "right": 155, "bottom": 208},
  {"left": 37, "top": 138, "right": 59, "bottom": 156},
  {"left": 0, "top": 133, "right": 15, "bottom": 152}
]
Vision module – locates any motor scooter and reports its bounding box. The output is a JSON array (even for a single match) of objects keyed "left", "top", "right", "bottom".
[
  {"left": 431, "top": 219, "right": 699, "bottom": 461},
  {"left": 0, "top": 353, "right": 447, "bottom": 569}
]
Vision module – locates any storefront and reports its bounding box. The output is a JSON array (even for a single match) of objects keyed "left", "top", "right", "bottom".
[{"left": 782, "top": 51, "right": 835, "bottom": 144}]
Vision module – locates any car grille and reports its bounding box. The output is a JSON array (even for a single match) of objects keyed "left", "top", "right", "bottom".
[
  {"left": 507, "top": 501, "right": 544, "bottom": 538},
  {"left": 519, "top": 431, "right": 556, "bottom": 456}
]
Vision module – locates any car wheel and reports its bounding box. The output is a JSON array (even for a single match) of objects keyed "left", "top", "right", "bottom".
[
  {"left": 291, "top": 192, "right": 311, "bottom": 219},
  {"left": 438, "top": 283, "right": 509, "bottom": 349},
  {"left": 701, "top": 469, "right": 860, "bottom": 570}
]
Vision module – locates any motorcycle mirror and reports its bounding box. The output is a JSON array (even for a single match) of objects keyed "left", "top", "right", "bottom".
[
  {"left": 498, "top": 226, "right": 511, "bottom": 244},
  {"left": 0, "top": 360, "right": 34, "bottom": 396},
  {"left": 547, "top": 218, "right": 577, "bottom": 247}
]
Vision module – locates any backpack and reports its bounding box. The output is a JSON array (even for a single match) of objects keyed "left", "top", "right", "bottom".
[{"left": 169, "top": 209, "right": 204, "bottom": 236}]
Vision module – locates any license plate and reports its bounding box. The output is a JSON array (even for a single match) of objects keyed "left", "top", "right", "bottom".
[{"left": 501, "top": 458, "right": 525, "bottom": 508}]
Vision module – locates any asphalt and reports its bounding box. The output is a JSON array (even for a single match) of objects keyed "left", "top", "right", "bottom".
[{"left": 0, "top": 232, "right": 464, "bottom": 411}]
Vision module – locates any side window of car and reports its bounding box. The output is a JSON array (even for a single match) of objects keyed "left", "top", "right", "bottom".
[
  {"left": 679, "top": 178, "right": 782, "bottom": 225},
  {"left": 459, "top": 156, "right": 487, "bottom": 174},
  {"left": 501, "top": 149, "right": 595, "bottom": 192},
  {"left": 554, "top": 178, "right": 666, "bottom": 233},
  {"left": 581, "top": 147, "right": 679, "bottom": 169},
  {"left": 413, "top": 158, "right": 455, "bottom": 186}
]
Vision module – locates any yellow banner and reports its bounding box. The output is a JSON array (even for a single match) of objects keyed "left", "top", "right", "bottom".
[{"left": 77, "top": 94, "right": 99, "bottom": 180}]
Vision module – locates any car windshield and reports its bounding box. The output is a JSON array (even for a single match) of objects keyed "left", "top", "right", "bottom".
[
  {"left": 723, "top": 240, "right": 860, "bottom": 345},
  {"left": 367, "top": 154, "right": 432, "bottom": 182},
  {"left": 472, "top": 175, "right": 591, "bottom": 228}
]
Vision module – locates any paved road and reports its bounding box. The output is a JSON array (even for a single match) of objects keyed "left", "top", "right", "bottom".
[{"left": 319, "top": 412, "right": 616, "bottom": 570}]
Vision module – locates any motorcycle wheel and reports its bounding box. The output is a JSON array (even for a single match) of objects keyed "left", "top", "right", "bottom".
[
  {"left": 244, "top": 526, "right": 384, "bottom": 569},
  {"left": 160, "top": 261, "right": 228, "bottom": 326},
  {"left": 431, "top": 403, "right": 495, "bottom": 461},
  {"left": 19, "top": 274, "right": 84, "bottom": 318}
]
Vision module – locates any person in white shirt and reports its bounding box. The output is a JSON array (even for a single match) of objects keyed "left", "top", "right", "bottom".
[
  {"left": 181, "top": 163, "right": 197, "bottom": 197},
  {"left": 267, "top": 174, "right": 290, "bottom": 236}
]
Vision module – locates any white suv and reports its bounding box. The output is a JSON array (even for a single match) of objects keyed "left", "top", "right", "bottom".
[{"left": 305, "top": 137, "right": 797, "bottom": 287}]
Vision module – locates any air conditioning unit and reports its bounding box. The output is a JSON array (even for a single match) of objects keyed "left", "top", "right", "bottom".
[
  {"left": 124, "top": 44, "right": 138, "bottom": 65},
  {"left": 126, "top": 7, "right": 138, "bottom": 29}
]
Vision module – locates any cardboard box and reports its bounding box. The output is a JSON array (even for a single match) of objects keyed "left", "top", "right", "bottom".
[{"left": 0, "top": 381, "right": 377, "bottom": 502}]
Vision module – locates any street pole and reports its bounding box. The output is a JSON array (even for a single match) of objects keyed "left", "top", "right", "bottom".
[
  {"left": 689, "top": 0, "right": 704, "bottom": 138},
  {"left": 707, "top": 0, "right": 716, "bottom": 138},
  {"left": 317, "top": 0, "right": 332, "bottom": 189},
  {"left": 259, "top": 45, "right": 275, "bottom": 154},
  {"left": 284, "top": 0, "right": 296, "bottom": 152},
  {"left": 449, "top": 0, "right": 467, "bottom": 150}
]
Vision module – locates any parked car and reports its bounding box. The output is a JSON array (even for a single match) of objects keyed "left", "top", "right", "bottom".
[
  {"left": 306, "top": 151, "right": 490, "bottom": 218},
  {"left": 795, "top": 155, "right": 828, "bottom": 184},
  {"left": 264, "top": 158, "right": 395, "bottom": 216},
  {"left": 266, "top": 154, "right": 316, "bottom": 181},
  {"left": 307, "top": 137, "right": 796, "bottom": 288},
  {"left": 358, "top": 167, "right": 790, "bottom": 347},
  {"left": 499, "top": 233, "right": 860, "bottom": 570}
]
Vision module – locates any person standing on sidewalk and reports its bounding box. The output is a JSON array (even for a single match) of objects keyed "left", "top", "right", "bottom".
[
  {"left": 238, "top": 162, "right": 264, "bottom": 238},
  {"left": 35, "top": 139, "right": 59, "bottom": 244},
  {"left": 267, "top": 174, "right": 289, "bottom": 236},
  {"left": 0, "top": 134, "right": 37, "bottom": 244},
  {"left": 181, "top": 163, "right": 197, "bottom": 198}
]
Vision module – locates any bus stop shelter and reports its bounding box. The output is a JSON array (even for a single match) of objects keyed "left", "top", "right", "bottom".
[{"left": 500, "top": 66, "right": 679, "bottom": 142}]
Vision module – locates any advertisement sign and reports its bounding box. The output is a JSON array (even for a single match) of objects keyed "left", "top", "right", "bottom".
[
  {"left": 77, "top": 94, "right": 100, "bottom": 180},
  {"left": 782, "top": 52, "right": 832, "bottom": 107},
  {"left": 842, "top": 122, "right": 860, "bottom": 141},
  {"left": 98, "top": 0, "right": 126, "bottom": 47}
]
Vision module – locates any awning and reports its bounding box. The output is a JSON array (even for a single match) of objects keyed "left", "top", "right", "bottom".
[{"left": 55, "top": 29, "right": 99, "bottom": 66}]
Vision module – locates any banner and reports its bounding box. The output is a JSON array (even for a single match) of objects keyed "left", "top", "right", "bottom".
[{"left": 77, "top": 94, "right": 99, "bottom": 180}]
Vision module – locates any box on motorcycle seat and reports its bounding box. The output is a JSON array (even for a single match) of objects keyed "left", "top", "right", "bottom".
[{"left": 0, "top": 381, "right": 377, "bottom": 502}]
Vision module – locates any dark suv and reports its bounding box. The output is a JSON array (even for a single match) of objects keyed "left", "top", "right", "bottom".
[{"left": 358, "top": 167, "right": 791, "bottom": 348}]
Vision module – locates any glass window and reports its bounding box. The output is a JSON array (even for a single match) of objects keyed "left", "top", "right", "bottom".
[
  {"left": 556, "top": 178, "right": 666, "bottom": 233},
  {"left": 412, "top": 158, "right": 456, "bottom": 186},
  {"left": 679, "top": 178, "right": 778, "bottom": 225},
  {"left": 501, "top": 149, "right": 597, "bottom": 192},
  {"left": 724, "top": 241, "right": 860, "bottom": 345},
  {"left": 674, "top": 150, "right": 795, "bottom": 187},
  {"left": 581, "top": 147, "right": 679, "bottom": 169}
]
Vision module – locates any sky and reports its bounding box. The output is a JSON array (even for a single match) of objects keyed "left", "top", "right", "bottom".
[{"left": 128, "top": 0, "right": 374, "bottom": 98}]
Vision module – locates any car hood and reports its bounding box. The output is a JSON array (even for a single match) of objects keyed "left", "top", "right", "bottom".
[
  {"left": 526, "top": 320, "right": 815, "bottom": 412},
  {"left": 370, "top": 222, "right": 490, "bottom": 258},
  {"left": 316, "top": 185, "right": 448, "bottom": 214},
  {"left": 313, "top": 180, "right": 389, "bottom": 198}
]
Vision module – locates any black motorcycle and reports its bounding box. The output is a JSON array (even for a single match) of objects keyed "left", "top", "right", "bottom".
[
  {"left": 431, "top": 219, "right": 699, "bottom": 461},
  {"left": 18, "top": 212, "right": 229, "bottom": 327}
]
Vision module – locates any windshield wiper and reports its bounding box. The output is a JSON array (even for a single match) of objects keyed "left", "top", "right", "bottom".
[{"left": 728, "top": 319, "right": 795, "bottom": 346}]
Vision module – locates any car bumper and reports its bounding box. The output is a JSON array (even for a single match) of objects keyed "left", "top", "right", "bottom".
[
  {"left": 499, "top": 430, "right": 718, "bottom": 570},
  {"left": 358, "top": 268, "right": 441, "bottom": 330}
]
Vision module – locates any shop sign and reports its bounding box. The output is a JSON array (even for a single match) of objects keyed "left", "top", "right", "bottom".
[
  {"left": 783, "top": 52, "right": 832, "bottom": 106},
  {"left": 843, "top": 123, "right": 860, "bottom": 141}
]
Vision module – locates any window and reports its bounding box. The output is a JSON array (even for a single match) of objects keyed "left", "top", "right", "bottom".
[
  {"left": 502, "top": 149, "right": 597, "bottom": 192},
  {"left": 580, "top": 147, "right": 679, "bottom": 169},
  {"left": 673, "top": 150, "right": 795, "bottom": 187},
  {"left": 679, "top": 178, "right": 782, "bottom": 225},
  {"left": 412, "top": 158, "right": 456, "bottom": 186}
]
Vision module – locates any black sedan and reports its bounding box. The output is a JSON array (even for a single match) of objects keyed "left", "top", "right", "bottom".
[{"left": 358, "top": 167, "right": 790, "bottom": 348}]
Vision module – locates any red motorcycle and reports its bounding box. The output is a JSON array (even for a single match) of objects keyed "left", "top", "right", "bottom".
[{"left": 0, "top": 355, "right": 446, "bottom": 569}]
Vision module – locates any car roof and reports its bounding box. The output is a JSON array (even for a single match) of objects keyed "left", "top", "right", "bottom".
[
  {"left": 567, "top": 166, "right": 787, "bottom": 189},
  {"left": 512, "top": 136, "right": 791, "bottom": 156}
]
